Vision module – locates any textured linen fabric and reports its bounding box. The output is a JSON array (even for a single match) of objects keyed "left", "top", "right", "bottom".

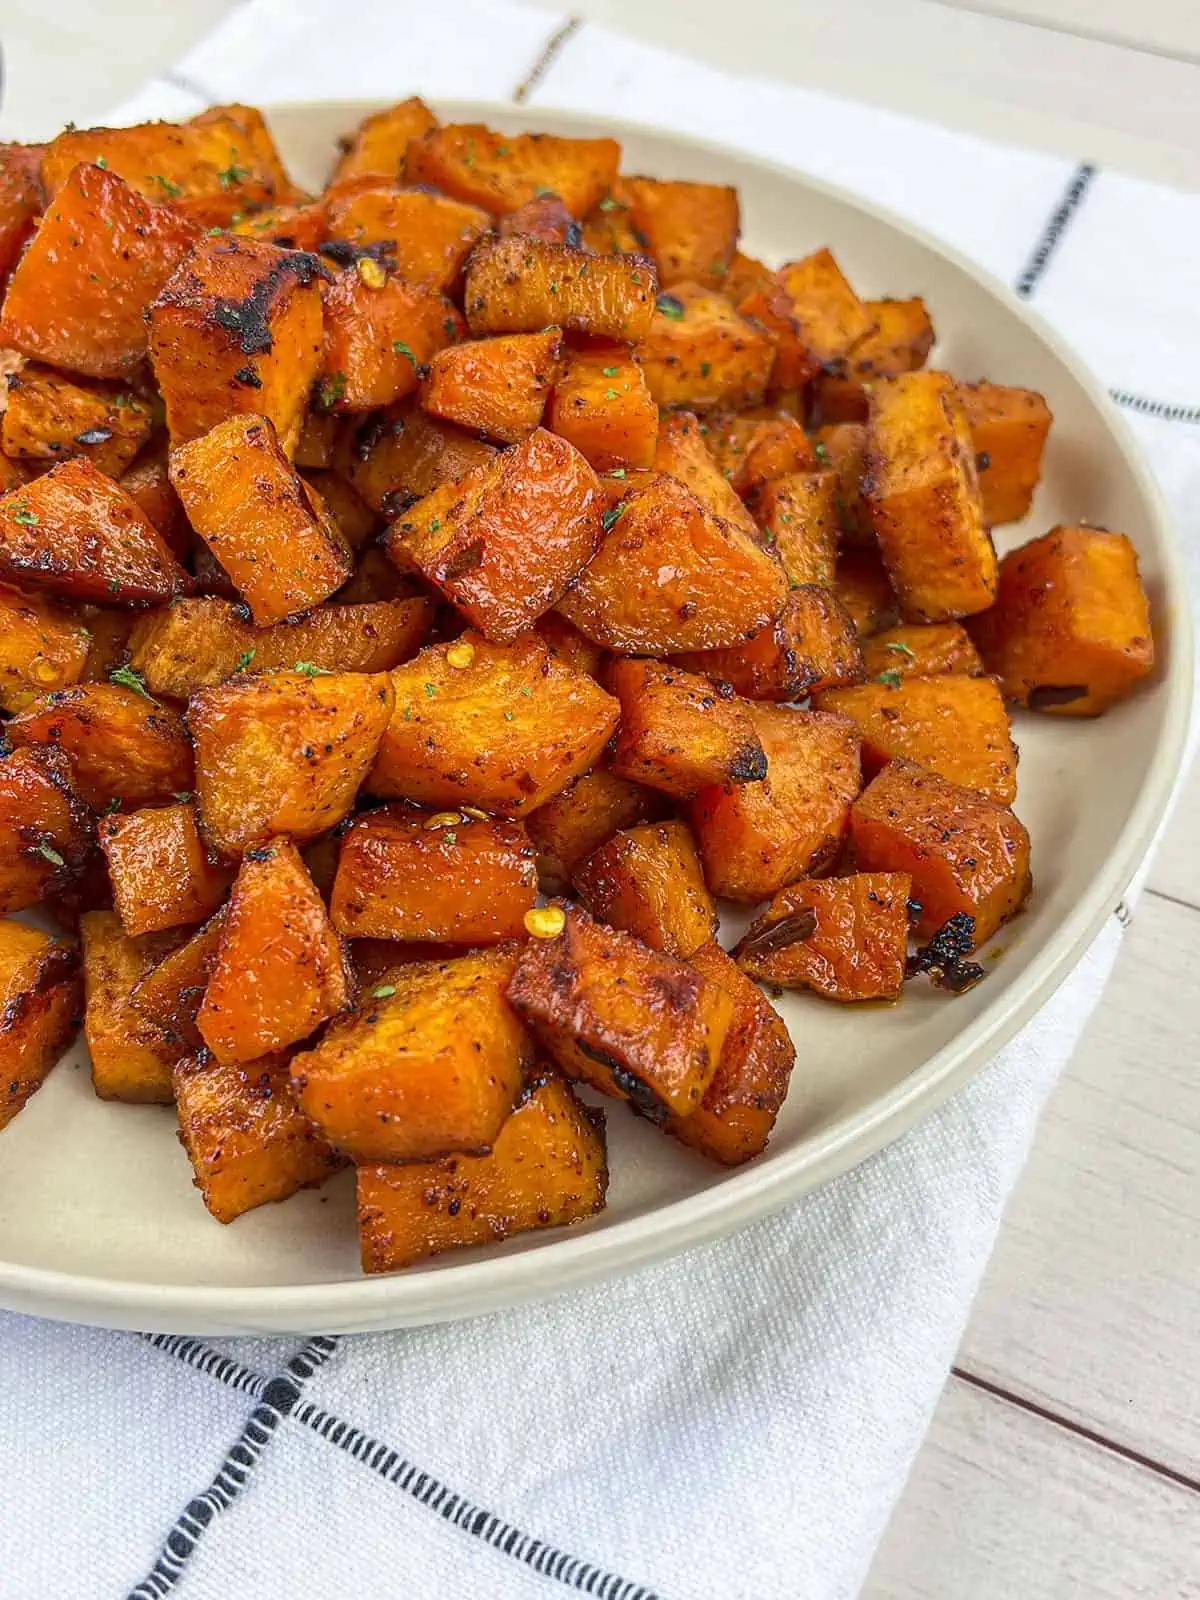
[{"left": 1, "top": 4, "right": 1197, "bottom": 1597}]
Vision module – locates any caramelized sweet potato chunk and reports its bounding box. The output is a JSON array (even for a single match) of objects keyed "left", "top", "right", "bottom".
[
  {"left": 331, "top": 803, "right": 537, "bottom": 943},
  {"left": 496, "top": 192, "right": 578, "bottom": 244},
  {"left": 573, "top": 819, "right": 716, "bottom": 958},
  {"left": 673, "top": 586, "right": 864, "bottom": 701},
  {"left": 291, "top": 945, "right": 528, "bottom": 1162},
  {"left": 812, "top": 297, "right": 937, "bottom": 423},
  {"left": 850, "top": 759, "right": 1030, "bottom": 946},
  {"left": 735, "top": 281, "right": 823, "bottom": 393},
  {"left": 532, "top": 612, "right": 606, "bottom": 678},
  {"left": 81, "top": 910, "right": 181, "bottom": 1102},
  {"left": 607, "top": 656, "right": 766, "bottom": 798},
  {"left": 175, "top": 1049, "right": 344, "bottom": 1223},
  {"left": 735, "top": 872, "right": 911, "bottom": 1001},
  {"left": 331, "top": 398, "right": 497, "bottom": 512},
  {"left": 545, "top": 346, "right": 658, "bottom": 470},
  {"left": 638, "top": 283, "right": 774, "bottom": 410},
  {"left": 0, "top": 920, "right": 80, "bottom": 1130},
  {"left": 508, "top": 904, "right": 732, "bottom": 1118},
  {"left": 2, "top": 364, "right": 154, "bottom": 478},
  {"left": 421, "top": 329, "right": 562, "bottom": 443},
  {"left": 0, "top": 744, "right": 93, "bottom": 912},
  {"left": 357, "top": 1071, "right": 607, "bottom": 1272},
  {"left": 620, "top": 176, "right": 739, "bottom": 289},
  {"left": 652, "top": 410, "right": 759, "bottom": 541},
  {"left": 0, "top": 584, "right": 90, "bottom": 711},
  {"left": 330, "top": 97, "right": 439, "bottom": 185},
  {"left": 99, "top": 802, "right": 230, "bottom": 937},
  {"left": 525, "top": 766, "right": 668, "bottom": 894},
  {"left": 188, "top": 669, "right": 394, "bottom": 856},
  {"left": 129, "top": 906, "right": 226, "bottom": 1052},
  {"left": 861, "top": 623, "right": 983, "bottom": 681},
  {"left": 719, "top": 417, "right": 816, "bottom": 500},
  {"left": 815, "top": 674, "right": 1018, "bottom": 803},
  {"left": 0, "top": 164, "right": 199, "bottom": 377},
  {"left": 320, "top": 266, "right": 463, "bottom": 412},
  {"left": 833, "top": 546, "right": 899, "bottom": 637},
  {"left": 775, "top": 248, "right": 874, "bottom": 366},
  {"left": 197, "top": 841, "right": 350, "bottom": 1065},
  {"left": 293, "top": 409, "right": 337, "bottom": 469},
  {"left": 959, "top": 382, "right": 1051, "bottom": 526},
  {"left": 690, "top": 704, "right": 860, "bottom": 900},
  {"left": 119, "top": 443, "right": 190, "bottom": 560},
  {"left": 663, "top": 940, "right": 795, "bottom": 1164},
  {"left": 231, "top": 197, "right": 331, "bottom": 252},
  {"left": 369, "top": 633, "right": 618, "bottom": 818},
  {"left": 970, "top": 525, "right": 1153, "bottom": 715},
  {"left": 464, "top": 235, "right": 657, "bottom": 342},
  {"left": 406, "top": 125, "right": 619, "bottom": 219},
  {"left": 325, "top": 185, "right": 490, "bottom": 293},
  {"left": 753, "top": 471, "right": 838, "bottom": 586},
  {"left": 301, "top": 469, "right": 378, "bottom": 550},
  {"left": 0, "top": 144, "right": 44, "bottom": 291},
  {"left": 812, "top": 422, "right": 868, "bottom": 538},
  {"left": 387, "top": 429, "right": 602, "bottom": 641},
  {"left": 170, "top": 413, "right": 352, "bottom": 625}
]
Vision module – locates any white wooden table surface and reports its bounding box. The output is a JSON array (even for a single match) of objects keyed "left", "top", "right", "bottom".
[{"left": 3, "top": 2, "right": 1198, "bottom": 1593}]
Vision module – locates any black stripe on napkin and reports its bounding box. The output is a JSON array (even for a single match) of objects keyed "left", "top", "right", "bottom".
[
  {"left": 1015, "top": 162, "right": 1096, "bottom": 298},
  {"left": 138, "top": 1334, "right": 267, "bottom": 1397},
  {"left": 1110, "top": 390, "right": 1200, "bottom": 425}
]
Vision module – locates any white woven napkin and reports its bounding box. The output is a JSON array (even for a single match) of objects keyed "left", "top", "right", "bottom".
[{"left": 2, "top": 4, "right": 1198, "bottom": 1597}]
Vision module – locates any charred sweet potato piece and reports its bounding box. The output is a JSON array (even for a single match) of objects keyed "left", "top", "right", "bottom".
[
  {"left": 663, "top": 940, "right": 795, "bottom": 1164},
  {"left": 812, "top": 422, "right": 868, "bottom": 538},
  {"left": 148, "top": 235, "right": 324, "bottom": 453},
  {"left": 189, "top": 669, "right": 395, "bottom": 856},
  {"left": 129, "top": 906, "right": 226, "bottom": 1052},
  {"left": 620, "top": 176, "right": 739, "bottom": 289},
  {"left": 970, "top": 526, "right": 1154, "bottom": 715},
  {"left": 2, "top": 364, "right": 154, "bottom": 478},
  {"left": 864, "top": 372, "right": 995, "bottom": 621},
  {"left": 120, "top": 443, "right": 190, "bottom": 561},
  {"left": 369, "top": 633, "right": 618, "bottom": 818},
  {"left": 775, "top": 248, "right": 875, "bottom": 365},
  {"left": 862, "top": 623, "right": 983, "bottom": 681},
  {"left": 324, "top": 185, "right": 490, "bottom": 293},
  {"left": 812, "top": 297, "right": 937, "bottom": 423},
  {"left": 815, "top": 674, "right": 1017, "bottom": 803},
  {"left": 406, "top": 125, "right": 619, "bottom": 219},
  {"left": 573, "top": 820, "right": 716, "bottom": 958},
  {"left": 652, "top": 411, "right": 759, "bottom": 541},
  {"left": 735, "top": 872, "right": 911, "bottom": 1001},
  {"left": 959, "top": 382, "right": 1052, "bottom": 526},
  {"left": 0, "top": 584, "right": 90, "bottom": 711},
  {"left": 672, "top": 586, "right": 865, "bottom": 701},
  {"left": 331, "top": 399, "right": 498, "bottom": 512},
  {"left": 81, "top": 910, "right": 182, "bottom": 1102},
  {"left": 320, "top": 266, "right": 463, "bottom": 412},
  {"left": 638, "top": 284, "right": 774, "bottom": 410},
  {"left": 175, "top": 1049, "right": 345, "bottom": 1223},
  {"left": 170, "top": 413, "right": 352, "bottom": 625},
  {"left": 606, "top": 656, "right": 766, "bottom": 798},
  {"left": 753, "top": 471, "right": 838, "bottom": 586},
  {"left": 129, "top": 594, "right": 433, "bottom": 698},
  {"left": 556, "top": 474, "right": 787, "bottom": 653},
  {"left": 525, "top": 766, "right": 668, "bottom": 894},
  {"left": 0, "top": 745, "right": 93, "bottom": 912},
  {"left": 496, "top": 192, "right": 578, "bottom": 244},
  {"left": 464, "top": 235, "right": 657, "bottom": 342},
  {"left": 851, "top": 760, "right": 1030, "bottom": 947},
  {"left": 690, "top": 704, "right": 861, "bottom": 901},
  {"left": 833, "top": 546, "right": 899, "bottom": 638},
  {"left": 0, "top": 459, "right": 190, "bottom": 606},
  {"left": 421, "top": 329, "right": 562, "bottom": 443},
  {"left": 99, "top": 802, "right": 230, "bottom": 938},
  {"left": 291, "top": 945, "right": 528, "bottom": 1162},
  {"left": 330, "top": 97, "right": 439, "bottom": 185},
  {"left": 0, "top": 144, "right": 44, "bottom": 291},
  {"left": 0, "top": 921, "right": 80, "bottom": 1130},
  {"left": 508, "top": 904, "right": 732, "bottom": 1118},
  {"left": 6, "top": 683, "right": 193, "bottom": 810},
  {"left": 545, "top": 345, "right": 658, "bottom": 471},
  {"left": 197, "top": 841, "right": 350, "bottom": 1065},
  {"left": 357, "top": 1071, "right": 607, "bottom": 1273},
  {"left": 331, "top": 803, "right": 537, "bottom": 943}
]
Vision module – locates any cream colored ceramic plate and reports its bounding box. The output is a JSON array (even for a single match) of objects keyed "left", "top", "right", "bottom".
[{"left": 0, "top": 102, "right": 1190, "bottom": 1333}]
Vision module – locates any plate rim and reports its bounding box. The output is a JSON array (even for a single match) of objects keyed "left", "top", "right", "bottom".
[{"left": 1, "top": 97, "right": 1192, "bottom": 1332}]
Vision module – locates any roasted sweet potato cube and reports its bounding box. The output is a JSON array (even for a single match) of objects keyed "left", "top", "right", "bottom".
[
  {"left": 0, "top": 744, "right": 93, "bottom": 912},
  {"left": 672, "top": 586, "right": 865, "bottom": 701},
  {"left": 0, "top": 920, "right": 80, "bottom": 1130},
  {"left": 864, "top": 372, "right": 995, "bottom": 621},
  {"left": 711, "top": 417, "right": 816, "bottom": 500},
  {"left": 834, "top": 546, "right": 899, "bottom": 637},
  {"left": 81, "top": 909, "right": 182, "bottom": 1102},
  {"left": 579, "top": 186, "right": 645, "bottom": 255},
  {"left": 357, "top": 1071, "right": 607, "bottom": 1272},
  {"left": 0, "top": 584, "right": 89, "bottom": 711},
  {"left": 331, "top": 399, "right": 498, "bottom": 512},
  {"left": 298, "top": 469, "right": 378, "bottom": 549},
  {"left": 99, "top": 802, "right": 230, "bottom": 938},
  {"left": 735, "top": 281, "right": 822, "bottom": 392},
  {"left": 753, "top": 471, "right": 838, "bottom": 586},
  {"left": 347, "top": 937, "right": 466, "bottom": 988},
  {"left": 175, "top": 1050, "right": 344, "bottom": 1223},
  {"left": 230, "top": 196, "right": 331, "bottom": 252},
  {"left": 850, "top": 760, "right": 1030, "bottom": 946},
  {"left": 722, "top": 251, "right": 774, "bottom": 303},
  {"left": 290, "top": 945, "right": 528, "bottom": 1162},
  {"left": 148, "top": 235, "right": 324, "bottom": 452},
  {"left": 331, "top": 803, "right": 537, "bottom": 943},
  {"left": 406, "top": 125, "right": 619, "bottom": 218},
  {"left": 197, "top": 841, "right": 350, "bottom": 1065},
  {"left": 557, "top": 474, "right": 788, "bottom": 653},
  {"left": 812, "top": 422, "right": 868, "bottom": 538},
  {"left": 0, "top": 459, "right": 190, "bottom": 606},
  {"left": 0, "top": 144, "right": 44, "bottom": 291},
  {"left": 620, "top": 176, "right": 739, "bottom": 289},
  {"left": 862, "top": 623, "right": 983, "bottom": 681},
  {"left": 421, "top": 329, "right": 562, "bottom": 444},
  {"left": 525, "top": 767, "right": 668, "bottom": 894},
  {"left": 7, "top": 683, "right": 193, "bottom": 810},
  {"left": 119, "top": 443, "right": 190, "bottom": 560},
  {"left": 325, "top": 185, "right": 489, "bottom": 293},
  {"left": 775, "top": 248, "right": 874, "bottom": 365},
  {"left": 663, "top": 939, "right": 795, "bottom": 1164},
  {"left": 320, "top": 267, "right": 463, "bottom": 412},
  {"left": 735, "top": 872, "right": 911, "bottom": 1001},
  {"left": 970, "top": 526, "right": 1154, "bottom": 715},
  {"left": 129, "top": 906, "right": 226, "bottom": 1053},
  {"left": 573, "top": 820, "right": 716, "bottom": 958},
  {"left": 189, "top": 669, "right": 395, "bottom": 856},
  {"left": 607, "top": 656, "right": 766, "bottom": 798},
  {"left": 532, "top": 612, "right": 605, "bottom": 677},
  {"left": 545, "top": 346, "right": 658, "bottom": 471},
  {"left": 294, "top": 408, "right": 337, "bottom": 469},
  {"left": 652, "top": 411, "right": 759, "bottom": 541},
  {"left": 638, "top": 283, "right": 774, "bottom": 410},
  {"left": 496, "top": 193, "right": 578, "bottom": 244},
  {"left": 170, "top": 414, "right": 352, "bottom": 625},
  {"left": 464, "top": 235, "right": 657, "bottom": 342},
  {"left": 507, "top": 904, "right": 732, "bottom": 1118},
  {"left": 815, "top": 674, "right": 1018, "bottom": 803},
  {"left": 369, "top": 634, "right": 618, "bottom": 818},
  {"left": 959, "top": 382, "right": 1052, "bottom": 526},
  {"left": 0, "top": 165, "right": 199, "bottom": 378},
  {"left": 78, "top": 608, "right": 138, "bottom": 681},
  {"left": 690, "top": 704, "right": 860, "bottom": 901},
  {"left": 812, "top": 297, "right": 937, "bottom": 424},
  {"left": 2, "top": 364, "right": 154, "bottom": 478},
  {"left": 330, "top": 97, "right": 439, "bottom": 185}
]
